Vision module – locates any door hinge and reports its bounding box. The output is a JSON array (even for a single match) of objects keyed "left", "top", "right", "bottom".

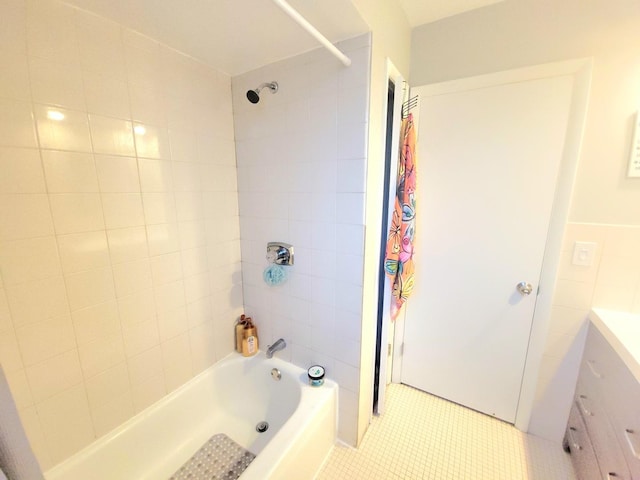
[
  {"left": 388, "top": 343, "right": 392, "bottom": 356},
  {"left": 400, "top": 342, "right": 404, "bottom": 355}
]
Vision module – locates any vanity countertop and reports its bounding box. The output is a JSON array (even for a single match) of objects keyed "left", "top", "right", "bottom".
[{"left": 590, "top": 308, "right": 640, "bottom": 383}]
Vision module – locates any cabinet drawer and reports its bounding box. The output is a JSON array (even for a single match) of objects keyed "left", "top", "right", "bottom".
[
  {"left": 603, "top": 352, "right": 640, "bottom": 478},
  {"left": 582, "top": 396, "right": 632, "bottom": 480},
  {"left": 566, "top": 400, "right": 601, "bottom": 480},
  {"left": 583, "top": 325, "right": 639, "bottom": 479}
]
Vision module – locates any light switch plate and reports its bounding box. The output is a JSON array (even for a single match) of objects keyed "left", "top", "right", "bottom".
[{"left": 572, "top": 241, "right": 597, "bottom": 266}]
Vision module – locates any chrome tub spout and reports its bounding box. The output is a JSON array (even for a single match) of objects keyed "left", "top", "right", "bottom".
[{"left": 266, "top": 338, "right": 286, "bottom": 358}]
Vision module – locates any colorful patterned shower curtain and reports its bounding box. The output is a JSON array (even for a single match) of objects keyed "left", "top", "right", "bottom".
[{"left": 384, "top": 113, "right": 417, "bottom": 321}]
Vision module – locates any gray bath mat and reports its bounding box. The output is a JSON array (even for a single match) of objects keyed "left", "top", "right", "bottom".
[{"left": 169, "top": 433, "right": 256, "bottom": 480}]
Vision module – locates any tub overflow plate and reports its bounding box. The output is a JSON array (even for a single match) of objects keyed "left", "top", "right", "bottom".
[{"left": 255, "top": 421, "right": 269, "bottom": 433}]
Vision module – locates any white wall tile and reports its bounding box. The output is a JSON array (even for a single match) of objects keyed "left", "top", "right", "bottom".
[
  {"left": 42, "top": 150, "right": 98, "bottom": 193},
  {"left": 57, "top": 231, "right": 110, "bottom": 274},
  {"left": 0, "top": 1, "right": 241, "bottom": 465},
  {"left": 107, "top": 226, "right": 149, "bottom": 264},
  {"left": 0, "top": 194, "right": 54, "bottom": 241},
  {"left": 26, "top": 0, "right": 79, "bottom": 67},
  {"left": 150, "top": 253, "right": 183, "bottom": 286},
  {"left": 5, "top": 276, "right": 69, "bottom": 328},
  {"left": 131, "top": 374, "right": 165, "bottom": 413},
  {"left": 50, "top": 193, "right": 104, "bottom": 234},
  {"left": 65, "top": 267, "right": 115, "bottom": 312},
  {"left": 134, "top": 123, "right": 170, "bottom": 160},
  {"left": 127, "top": 345, "right": 163, "bottom": 386},
  {"left": 72, "top": 300, "right": 121, "bottom": 346},
  {"left": 129, "top": 85, "right": 166, "bottom": 126},
  {"left": 122, "top": 317, "right": 160, "bottom": 357},
  {"left": 29, "top": 57, "right": 85, "bottom": 110},
  {"left": 146, "top": 223, "right": 180, "bottom": 256},
  {"left": 138, "top": 158, "right": 174, "bottom": 192},
  {"left": 117, "top": 289, "right": 156, "bottom": 328},
  {"left": 83, "top": 71, "right": 130, "bottom": 119},
  {"left": 0, "top": 328, "right": 24, "bottom": 373},
  {"left": 142, "top": 192, "right": 177, "bottom": 225},
  {"left": 0, "top": 53, "right": 31, "bottom": 101},
  {"left": 35, "top": 105, "right": 92, "bottom": 152},
  {"left": 186, "top": 296, "right": 213, "bottom": 329},
  {"left": 0, "top": 236, "right": 61, "bottom": 284},
  {"left": 4, "top": 368, "right": 33, "bottom": 409},
  {"left": 36, "top": 383, "right": 95, "bottom": 464},
  {"left": 0, "top": 98, "right": 37, "bottom": 148},
  {"left": 158, "top": 305, "right": 189, "bottom": 341},
  {"left": 89, "top": 115, "right": 135, "bottom": 156},
  {"left": 15, "top": 314, "right": 76, "bottom": 366},
  {"left": 161, "top": 333, "right": 192, "bottom": 392},
  {"left": 189, "top": 320, "right": 216, "bottom": 373},
  {"left": 85, "top": 362, "right": 129, "bottom": 409},
  {"left": 95, "top": 155, "right": 140, "bottom": 192},
  {"left": 0, "top": 147, "right": 46, "bottom": 193},
  {"left": 0, "top": 289, "right": 11, "bottom": 332},
  {"left": 101, "top": 193, "right": 145, "bottom": 229},
  {"left": 112, "top": 259, "right": 153, "bottom": 297},
  {"left": 76, "top": 11, "right": 125, "bottom": 79},
  {"left": 26, "top": 349, "right": 83, "bottom": 403},
  {"left": 90, "top": 390, "right": 134, "bottom": 438},
  {"left": 78, "top": 334, "right": 125, "bottom": 378}
]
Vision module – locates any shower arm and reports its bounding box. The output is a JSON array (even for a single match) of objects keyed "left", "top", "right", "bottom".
[{"left": 271, "top": 0, "right": 352, "bottom": 67}]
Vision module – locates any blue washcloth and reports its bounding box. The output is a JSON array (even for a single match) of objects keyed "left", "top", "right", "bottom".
[{"left": 263, "top": 264, "right": 287, "bottom": 286}]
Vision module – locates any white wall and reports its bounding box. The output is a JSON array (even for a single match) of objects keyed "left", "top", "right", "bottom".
[
  {"left": 0, "top": 0, "right": 242, "bottom": 468},
  {"left": 410, "top": 0, "right": 640, "bottom": 441},
  {"left": 232, "top": 34, "right": 372, "bottom": 446},
  {"left": 351, "top": 0, "right": 412, "bottom": 444},
  {"left": 411, "top": 0, "right": 640, "bottom": 225}
]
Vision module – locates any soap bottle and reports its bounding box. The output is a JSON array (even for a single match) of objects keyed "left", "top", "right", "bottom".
[
  {"left": 241, "top": 318, "right": 259, "bottom": 357},
  {"left": 235, "top": 315, "right": 248, "bottom": 353}
]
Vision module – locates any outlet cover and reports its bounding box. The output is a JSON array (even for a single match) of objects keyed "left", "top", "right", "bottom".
[{"left": 572, "top": 241, "right": 597, "bottom": 266}]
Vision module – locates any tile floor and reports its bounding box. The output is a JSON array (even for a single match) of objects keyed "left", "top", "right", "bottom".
[{"left": 317, "top": 384, "right": 576, "bottom": 480}]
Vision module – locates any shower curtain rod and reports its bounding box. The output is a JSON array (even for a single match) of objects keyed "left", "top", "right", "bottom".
[{"left": 272, "top": 0, "right": 352, "bottom": 67}]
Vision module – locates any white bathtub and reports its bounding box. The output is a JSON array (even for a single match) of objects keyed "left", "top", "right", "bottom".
[{"left": 45, "top": 352, "right": 338, "bottom": 480}]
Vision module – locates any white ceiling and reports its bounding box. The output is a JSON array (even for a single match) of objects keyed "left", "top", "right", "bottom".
[
  {"left": 398, "top": 0, "right": 505, "bottom": 27},
  {"left": 63, "top": 0, "right": 504, "bottom": 76}
]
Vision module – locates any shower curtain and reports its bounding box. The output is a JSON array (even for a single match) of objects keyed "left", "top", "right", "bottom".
[{"left": 384, "top": 112, "right": 417, "bottom": 321}]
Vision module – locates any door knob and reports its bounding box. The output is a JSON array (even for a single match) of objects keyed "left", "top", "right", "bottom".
[{"left": 517, "top": 282, "right": 533, "bottom": 296}]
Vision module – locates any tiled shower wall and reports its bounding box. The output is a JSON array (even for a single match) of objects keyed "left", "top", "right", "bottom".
[
  {"left": 232, "top": 34, "right": 372, "bottom": 445},
  {"left": 530, "top": 222, "right": 640, "bottom": 440},
  {"left": 0, "top": 0, "right": 242, "bottom": 468}
]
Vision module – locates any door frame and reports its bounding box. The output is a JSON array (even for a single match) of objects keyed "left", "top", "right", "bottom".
[
  {"left": 374, "top": 59, "right": 405, "bottom": 416},
  {"left": 390, "top": 58, "right": 593, "bottom": 431}
]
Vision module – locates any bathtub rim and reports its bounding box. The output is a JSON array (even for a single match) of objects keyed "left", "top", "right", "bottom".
[{"left": 44, "top": 350, "right": 338, "bottom": 479}]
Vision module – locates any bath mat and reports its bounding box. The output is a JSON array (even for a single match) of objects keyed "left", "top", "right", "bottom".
[{"left": 169, "top": 433, "right": 255, "bottom": 480}]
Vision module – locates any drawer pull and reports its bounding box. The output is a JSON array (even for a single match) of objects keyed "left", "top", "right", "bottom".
[
  {"left": 624, "top": 429, "right": 640, "bottom": 459},
  {"left": 586, "top": 360, "right": 602, "bottom": 378},
  {"left": 567, "top": 427, "right": 582, "bottom": 451},
  {"left": 606, "top": 474, "right": 620, "bottom": 479},
  {"left": 578, "top": 395, "right": 593, "bottom": 416}
]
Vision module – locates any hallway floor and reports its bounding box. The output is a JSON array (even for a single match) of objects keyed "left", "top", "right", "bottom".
[{"left": 317, "top": 384, "right": 576, "bottom": 480}]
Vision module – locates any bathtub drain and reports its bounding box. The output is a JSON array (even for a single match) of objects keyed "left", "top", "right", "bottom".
[{"left": 256, "top": 421, "right": 269, "bottom": 433}]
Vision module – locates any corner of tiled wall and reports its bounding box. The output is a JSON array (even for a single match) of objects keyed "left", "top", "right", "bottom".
[
  {"left": 232, "top": 33, "right": 372, "bottom": 446},
  {"left": 0, "top": 0, "right": 242, "bottom": 469}
]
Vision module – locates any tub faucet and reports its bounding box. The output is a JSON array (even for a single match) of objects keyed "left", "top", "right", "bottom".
[{"left": 266, "top": 338, "right": 286, "bottom": 358}]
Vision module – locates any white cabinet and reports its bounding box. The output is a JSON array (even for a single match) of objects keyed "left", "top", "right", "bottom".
[{"left": 565, "top": 321, "right": 640, "bottom": 480}]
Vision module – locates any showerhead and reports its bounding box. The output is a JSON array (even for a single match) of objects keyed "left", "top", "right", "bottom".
[{"left": 246, "top": 81, "right": 278, "bottom": 104}]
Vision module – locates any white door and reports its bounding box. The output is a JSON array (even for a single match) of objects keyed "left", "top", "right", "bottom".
[{"left": 400, "top": 74, "right": 574, "bottom": 423}]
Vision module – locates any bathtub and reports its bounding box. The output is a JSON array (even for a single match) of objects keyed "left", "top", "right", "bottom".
[{"left": 45, "top": 352, "right": 338, "bottom": 480}]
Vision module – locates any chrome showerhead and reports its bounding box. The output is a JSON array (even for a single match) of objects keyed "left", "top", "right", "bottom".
[{"left": 246, "top": 81, "right": 278, "bottom": 104}]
